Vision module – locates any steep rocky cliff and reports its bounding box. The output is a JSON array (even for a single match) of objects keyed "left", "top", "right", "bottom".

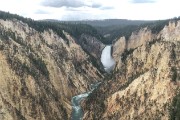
[
  {"left": 0, "top": 18, "right": 104, "bottom": 120},
  {"left": 83, "top": 20, "right": 180, "bottom": 120}
]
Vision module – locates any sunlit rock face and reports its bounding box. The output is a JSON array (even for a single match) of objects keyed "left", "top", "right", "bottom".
[
  {"left": 112, "top": 28, "right": 154, "bottom": 62},
  {"left": 101, "top": 45, "right": 115, "bottom": 72}
]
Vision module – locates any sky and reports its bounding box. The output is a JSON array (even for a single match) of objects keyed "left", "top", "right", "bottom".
[{"left": 0, "top": 0, "right": 180, "bottom": 20}]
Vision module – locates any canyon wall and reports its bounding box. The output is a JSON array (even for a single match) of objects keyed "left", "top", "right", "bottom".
[
  {"left": 0, "top": 19, "right": 104, "bottom": 120},
  {"left": 83, "top": 20, "right": 180, "bottom": 120}
]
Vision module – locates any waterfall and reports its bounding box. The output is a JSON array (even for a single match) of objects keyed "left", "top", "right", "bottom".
[{"left": 100, "top": 45, "right": 115, "bottom": 72}]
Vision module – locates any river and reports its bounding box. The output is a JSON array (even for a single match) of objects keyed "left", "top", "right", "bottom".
[
  {"left": 71, "top": 45, "right": 115, "bottom": 120},
  {"left": 71, "top": 82, "right": 101, "bottom": 120}
]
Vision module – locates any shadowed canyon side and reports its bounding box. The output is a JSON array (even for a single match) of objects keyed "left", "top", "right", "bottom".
[
  {"left": 82, "top": 20, "right": 180, "bottom": 120},
  {"left": 0, "top": 17, "right": 105, "bottom": 120}
]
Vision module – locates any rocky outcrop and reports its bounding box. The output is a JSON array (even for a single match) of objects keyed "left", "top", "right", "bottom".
[
  {"left": 0, "top": 19, "right": 104, "bottom": 120},
  {"left": 112, "top": 27, "right": 155, "bottom": 61},
  {"left": 79, "top": 34, "right": 105, "bottom": 59},
  {"left": 82, "top": 20, "right": 180, "bottom": 120}
]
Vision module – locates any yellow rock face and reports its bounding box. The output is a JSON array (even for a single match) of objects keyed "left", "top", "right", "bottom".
[{"left": 0, "top": 19, "right": 103, "bottom": 119}]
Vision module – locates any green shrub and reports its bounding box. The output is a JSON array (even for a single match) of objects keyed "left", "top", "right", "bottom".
[
  {"left": 121, "top": 48, "right": 135, "bottom": 62},
  {"left": 169, "top": 92, "right": 180, "bottom": 120}
]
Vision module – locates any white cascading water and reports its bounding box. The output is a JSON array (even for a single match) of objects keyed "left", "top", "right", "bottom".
[{"left": 101, "top": 45, "right": 115, "bottom": 72}]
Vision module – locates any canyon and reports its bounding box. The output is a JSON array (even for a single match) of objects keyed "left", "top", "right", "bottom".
[{"left": 0, "top": 11, "right": 179, "bottom": 120}]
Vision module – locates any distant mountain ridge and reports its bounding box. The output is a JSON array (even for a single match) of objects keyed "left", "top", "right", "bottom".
[
  {"left": 44, "top": 19, "right": 153, "bottom": 27},
  {"left": 44, "top": 17, "right": 180, "bottom": 44}
]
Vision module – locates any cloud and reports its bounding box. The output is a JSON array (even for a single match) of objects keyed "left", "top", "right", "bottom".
[
  {"left": 91, "top": 3, "right": 102, "bottom": 8},
  {"left": 100, "top": 6, "right": 114, "bottom": 10},
  {"left": 41, "top": 0, "right": 102, "bottom": 8},
  {"left": 130, "top": 0, "right": 156, "bottom": 3},
  {"left": 35, "top": 9, "right": 50, "bottom": 14}
]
